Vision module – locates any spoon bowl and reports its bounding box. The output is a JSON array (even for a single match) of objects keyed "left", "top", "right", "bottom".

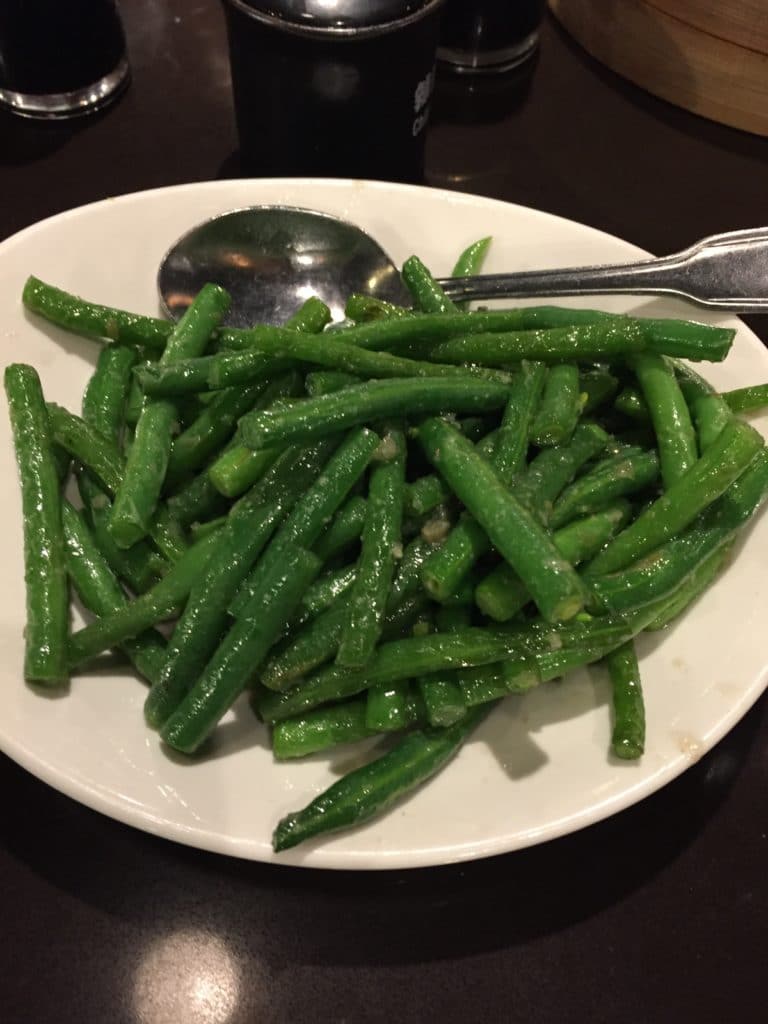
[{"left": 157, "top": 205, "right": 410, "bottom": 328}]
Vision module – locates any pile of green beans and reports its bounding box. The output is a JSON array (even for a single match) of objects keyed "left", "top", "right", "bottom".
[{"left": 7, "top": 238, "right": 768, "bottom": 855}]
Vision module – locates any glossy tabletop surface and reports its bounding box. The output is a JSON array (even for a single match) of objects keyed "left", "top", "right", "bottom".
[{"left": 0, "top": 3, "right": 766, "bottom": 1022}]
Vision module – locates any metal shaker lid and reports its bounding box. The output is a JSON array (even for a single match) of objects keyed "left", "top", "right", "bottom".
[{"left": 228, "top": 0, "right": 444, "bottom": 35}]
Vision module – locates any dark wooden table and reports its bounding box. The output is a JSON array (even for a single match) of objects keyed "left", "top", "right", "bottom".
[{"left": 1, "top": 4, "right": 766, "bottom": 1022}]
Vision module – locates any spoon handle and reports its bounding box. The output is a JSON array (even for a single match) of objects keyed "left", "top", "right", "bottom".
[{"left": 438, "top": 227, "right": 768, "bottom": 314}]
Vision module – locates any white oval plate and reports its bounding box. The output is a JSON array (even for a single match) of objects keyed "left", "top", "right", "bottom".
[{"left": 1, "top": 179, "right": 766, "bottom": 870}]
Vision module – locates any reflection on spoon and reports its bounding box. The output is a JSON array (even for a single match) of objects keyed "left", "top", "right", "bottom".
[{"left": 157, "top": 205, "right": 410, "bottom": 328}]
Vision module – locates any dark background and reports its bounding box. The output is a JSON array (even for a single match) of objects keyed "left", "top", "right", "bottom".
[{"left": 0, "top": 4, "right": 766, "bottom": 1022}]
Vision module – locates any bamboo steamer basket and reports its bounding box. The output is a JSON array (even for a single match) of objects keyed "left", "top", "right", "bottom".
[{"left": 549, "top": 0, "right": 768, "bottom": 136}]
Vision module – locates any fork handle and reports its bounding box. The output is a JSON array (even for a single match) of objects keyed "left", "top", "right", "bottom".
[{"left": 437, "top": 227, "right": 768, "bottom": 314}]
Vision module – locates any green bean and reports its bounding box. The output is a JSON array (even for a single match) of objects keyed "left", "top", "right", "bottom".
[
  {"left": 580, "top": 368, "right": 620, "bottom": 413},
  {"left": 313, "top": 495, "right": 367, "bottom": 563},
  {"left": 240, "top": 378, "right": 510, "bottom": 450},
  {"left": 459, "top": 650, "right": 548, "bottom": 703},
  {"left": 722, "top": 383, "right": 768, "bottom": 414},
  {"left": 23, "top": 276, "right": 173, "bottom": 352},
  {"left": 135, "top": 353, "right": 290, "bottom": 396},
  {"left": 68, "top": 528, "right": 223, "bottom": 667},
  {"left": 342, "top": 431, "right": 484, "bottom": 608},
  {"left": 109, "top": 399, "right": 180, "bottom": 545},
  {"left": 272, "top": 686, "right": 426, "bottom": 758},
  {"left": 388, "top": 536, "right": 431, "bottom": 610},
  {"left": 124, "top": 373, "right": 145, "bottom": 427},
  {"left": 82, "top": 345, "right": 137, "bottom": 441},
  {"left": 421, "top": 671, "right": 468, "bottom": 729},
  {"left": 272, "top": 705, "right": 492, "bottom": 851},
  {"left": 419, "top": 417, "right": 587, "bottom": 621},
  {"left": 423, "top": 320, "right": 648, "bottom": 366},
  {"left": 451, "top": 237, "right": 492, "bottom": 306},
  {"left": 405, "top": 473, "right": 452, "bottom": 518},
  {"left": 420, "top": 513, "right": 491, "bottom": 603},
  {"left": 585, "top": 451, "right": 768, "bottom": 615},
  {"left": 344, "top": 294, "right": 411, "bottom": 322},
  {"left": 190, "top": 515, "right": 228, "bottom": 540},
  {"left": 143, "top": 498, "right": 284, "bottom": 728},
  {"left": 475, "top": 501, "right": 633, "bottom": 621},
  {"left": 382, "top": 591, "right": 433, "bottom": 639},
  {"left": 549, "top": 449, "right": 659, "bottom": 530},
  {"left": 272, "top": 697, "right": 378, "bottom": 759},
  {"left": 47, "top": 402, "right": 125, "bottom": 495},
  {"left": 692, "top": 395, "right": 733, "bottom": 453},
  {"left": 51, "top": 443, "right": 71, "bottom": 484},
  {"left": 668, "top": 361, "right": 709, "bottom": 403},
  {"left": 305, "top": 370, "right": 361, "bottom": 396},
  {"left": 47, "top": 403, "right": 188, "bottom": 563},
  {"left": 401, "top": 255, "right": 458, "bottom": 314},
  {"left": 586, "top": 419, "right": 764, "bottom": 576},
  {"left": 643, "top": 317, "right": 735, "bottom": 361},
  {"left": 166, "top": 469, "right": 229, "bottom": 528},
  {"left": 263, "top": 585, "right": 429, "bottom": 692},
  {"left": 614, "top": 386, "right": 649, "bottom": 422},
  {"left": 229, "top": 431, "right": 377, "bottom": 617},
  {"left": 417, "top": 422, "right": 596, "bottom": 593},
  {"left": 342, "top": 307, "right": 731, "bottom": 360},
  {"left": 243, "top": 309, "right": 630, "bottom": 356},
  {"left": 414, "top": 435, "right": 501, "bottom": 537},
  {"left": 156, "top": 308, "right": 326, "bottom": 496},
  {"left": 177, "top": 391, "right": 217, "bottom": 424},
  {"left": 21, "top": 277, "right": 305, "bottom": 357},
  {"left": 441, "top": 572, "right": 479, "bottom": 609},
  {"left": 206, "top": 370, "right": 311, "bottom": 498},
  {"left": 4, "top": 364, "right": 69, "bottom": 685},
  {"left": 493, "top": 360, "right": 547, "bottom": 482},
  {"left": 418, "top": 607, "right": 469, "bottom": 727},
  {"left": 62, "top": 502, "right": 166, "bottom": 685},
  {"left": 161, "top": 544, "right": 322, "bottom": 754},
  {"left": 262, "top": 596, "right": 353, "bottom": 690},
  {"left": 673, "top": 361, "right": 733, "bottom": 452},
  {"left": 365, "top": 681, "right": 414, "bottom": 731},
  {"left": 337, "top": 429, "right": 406, "bottom": 667},
  {"left": 141, "top": 333, "right": 513, "bottom": 397},
  {"left": 256, "top": 627, "right": 534, "bottom": 723},
  {"left": 461, "top": 606, "right": 669, "bottom": 707},
  {"left": 590, "top": 528, "right": 713, "bottom": 615},
  {"left": 109, "top": 284, "right": 230, "bottom": 547},
  {"left": 208, "top": 443, "right": 283, "bottom": 499},
  {"left": 164, "top": 381, "right": 268, "bottom": 488},
  {"left": 284, "top": 295, "right": 333, "bottom": 334},
  {"left": 280, "top": 430, "right": 379, "bottom": 547},
  {"left": 292, "top": 565, "right": 357, "bottom": 626},
  {"left": 519, "top": 423, "right": 610, "bottom": 515},
  {"left": 643, "top": 544, "right": 732, "bottom": 630},
  {"left": 530, "top": 364, "right": 581, "bottom": 447},
  {"left": 629, "top": 352, "right": 697, "bottom": 488},
  {"left": 77, "top": 472, "right": 168, "bottom": 593},
  {"left": 605, "top": 640, "right": 645, "bottom": 760}
]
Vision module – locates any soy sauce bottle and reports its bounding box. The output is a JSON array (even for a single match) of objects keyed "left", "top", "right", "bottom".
[{"left": 221, "top": 0, "right": 445, "bottom": 183}]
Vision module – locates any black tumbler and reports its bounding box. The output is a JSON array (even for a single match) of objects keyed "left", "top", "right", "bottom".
[
  {"left": 222, "top": 0, "right": 445, "bottom": 183},
  {"left": 438, "top": 0, "right": 544, "bottom": 73},
  {"left": 0, "top": 0, "right": 129, "bottom": 118}
]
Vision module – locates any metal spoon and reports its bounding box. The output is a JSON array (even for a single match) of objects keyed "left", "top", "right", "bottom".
[{"left": 158, "top": 208, "right": 768, "bottom": 326}]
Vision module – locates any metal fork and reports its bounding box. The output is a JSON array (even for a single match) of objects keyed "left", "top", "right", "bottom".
[{"left": 438, "top": 227, "right": 768, "bottom": 314}]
